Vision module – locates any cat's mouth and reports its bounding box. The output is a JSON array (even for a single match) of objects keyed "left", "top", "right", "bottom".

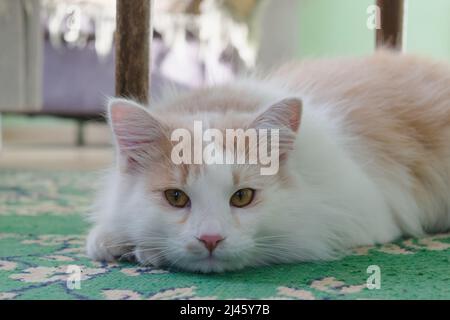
[{"left": 133, "top": 244, "right": 242, "bottom": 272}]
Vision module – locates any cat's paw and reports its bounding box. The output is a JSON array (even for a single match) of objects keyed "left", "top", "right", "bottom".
[{"left": 86, "top": 226, "right": 131, "bottom": 262}]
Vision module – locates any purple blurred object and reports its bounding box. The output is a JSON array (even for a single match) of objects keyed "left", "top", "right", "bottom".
[{"left": 42, "top": 38, "right": 190, "bottom": 117}]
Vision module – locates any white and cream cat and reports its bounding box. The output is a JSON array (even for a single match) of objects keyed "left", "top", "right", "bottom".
[{"left": 87, "top": 51, "right": 450, "bottom": 272}]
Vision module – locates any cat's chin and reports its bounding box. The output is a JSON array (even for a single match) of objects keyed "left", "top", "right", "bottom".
[
  {"left": 135, "top": 249, "right": 247, "bottom": 273},
  {"left": 172, "top": 257, "right": 247, "bottom": 273}
]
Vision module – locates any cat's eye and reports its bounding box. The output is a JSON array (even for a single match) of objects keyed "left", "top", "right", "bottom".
[
  {"left": 164, "top": 189, "right": 190, "bottom": 208},
  {"left": 230, "top": 188, "right": 255, "bottom": 208}
]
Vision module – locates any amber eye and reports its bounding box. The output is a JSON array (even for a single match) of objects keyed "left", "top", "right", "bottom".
[
  {"left": 230, "top": 188, "right": 255, "bottom": 208},
  {"left": 164, "top": 189, "right": 190, "bottom": 208}
]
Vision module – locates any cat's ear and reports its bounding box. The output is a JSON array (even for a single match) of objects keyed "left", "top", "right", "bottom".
[
  {"left": 107, "top": 98, "right": 167, "bottom": 171},
  {"left": 252, "top": 98, "right": 302, "bottom": 132},
  {"left": 249, "top": 98, "right": 302, "bottom": 157}
]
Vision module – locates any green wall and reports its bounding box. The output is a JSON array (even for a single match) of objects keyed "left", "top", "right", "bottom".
[
  {"left": 297, "top": 0, "right": 450, "bottom": 60},
  {"left": 407, "top": 0, "right": 450, "bottom": 60}
]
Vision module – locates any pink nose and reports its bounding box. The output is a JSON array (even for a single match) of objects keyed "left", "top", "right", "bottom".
[{"left": 197, "top": 234, "right": 224, "bottom": 253}]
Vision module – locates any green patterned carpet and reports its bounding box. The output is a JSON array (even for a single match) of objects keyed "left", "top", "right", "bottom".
[{"left": 0, "top": 170, "right": 449, "bottom": 300}]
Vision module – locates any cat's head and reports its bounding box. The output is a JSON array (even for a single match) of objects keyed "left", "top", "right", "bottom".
[{"left": 107, "top": 92, "right": 302, "bottom": 272}]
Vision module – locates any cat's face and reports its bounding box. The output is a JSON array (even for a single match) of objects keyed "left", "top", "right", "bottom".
[
  {"left": 140, "top": 163, "right": 287, "bottom": 272},
  {"left": 108, "top": 96, "right": 301, "bottom": 272}
]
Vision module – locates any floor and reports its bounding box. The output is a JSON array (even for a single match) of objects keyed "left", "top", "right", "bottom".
[
  {"left": 0, "top": 115, "right": 113, "bottom": 170},
  {"left": 1, "top": 169, "right": 450, "bottom": 299}
]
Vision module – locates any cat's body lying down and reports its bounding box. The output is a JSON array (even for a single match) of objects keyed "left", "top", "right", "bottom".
[{"left": 87, "top": 51, "right": 450, "bottom": 272}]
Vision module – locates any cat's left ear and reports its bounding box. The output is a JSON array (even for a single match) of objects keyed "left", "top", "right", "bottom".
[
  {"left": 249, "top": 97, "right": 302, "bottom": 155},
  {"left": 107, "top": 98, "right": 168, "bottom": 171}
]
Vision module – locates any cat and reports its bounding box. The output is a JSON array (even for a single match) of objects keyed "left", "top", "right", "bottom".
[{"left": 86, "top": 50, "right": 450, "bottom": 273}]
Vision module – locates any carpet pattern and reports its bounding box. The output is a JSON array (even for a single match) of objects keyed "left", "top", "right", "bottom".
[{"left": 0, "top": 170, "right": 449, "bottom": 300}]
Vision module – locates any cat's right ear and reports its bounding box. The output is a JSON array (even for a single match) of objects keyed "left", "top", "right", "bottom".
[
  {"left": 107, "top": 98, "right": 167, "bottom": 171},
  {"left": 249, "top": 97, "right": 302, "bottom": 158}
]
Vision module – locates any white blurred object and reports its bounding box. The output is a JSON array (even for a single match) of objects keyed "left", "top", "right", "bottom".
[
  {"left": 94, "top": 8, "right": 115, "bottom": 59},
  {"left": 153, "top": 0, "right": 265, "bottom": 85},
  {"left": 41, "top": 0, "right": 265, "bottom": 85},
  {"left": 43, "top": 0, "right": 115, "bottom": 59}
]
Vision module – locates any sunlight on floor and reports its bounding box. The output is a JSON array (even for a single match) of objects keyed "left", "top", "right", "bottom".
[{"left": 0, "top": 115, "right": 113, "bottom": 170}]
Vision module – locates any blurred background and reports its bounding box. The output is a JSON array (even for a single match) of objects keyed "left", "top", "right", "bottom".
[{"left": 0, "top": 0, "right": 449, "bottom": 171}]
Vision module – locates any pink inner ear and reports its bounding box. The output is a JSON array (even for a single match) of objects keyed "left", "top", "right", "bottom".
[
  {"left": 117, "top": 135, "right": 153, "bottom": 149},
  {"left": 114, "top": 123, "right": 154, "bottom": 150},
  {"left": 281, "top": 98, "right": 302, "bottom": 132},
  {"left": 250, "top": 98, "right": 302, "bottom": 135},
  {"left": 111, "top": 104, "right": 130, "bottom": 123},
  {"left": 108, "top": 100, "right": 166, "bottom": 172},
  {"left": 289, "top": 106, "right": 301, "bottom": 132},
  {"left": 110, "top": 102, "right": 155, "bottom": 149}
]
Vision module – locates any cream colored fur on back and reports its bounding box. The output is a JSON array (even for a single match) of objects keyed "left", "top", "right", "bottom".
[{"left": 274, "top": 51, "right": 450, "bottom": 234}]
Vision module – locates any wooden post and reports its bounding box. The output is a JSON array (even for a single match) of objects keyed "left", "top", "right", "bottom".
[
  {"left": 375, "top": 0, "right": 405, "bottom": 50},
  {"left": 115, "top": 0, "right": 151, "bottom": 105}
]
